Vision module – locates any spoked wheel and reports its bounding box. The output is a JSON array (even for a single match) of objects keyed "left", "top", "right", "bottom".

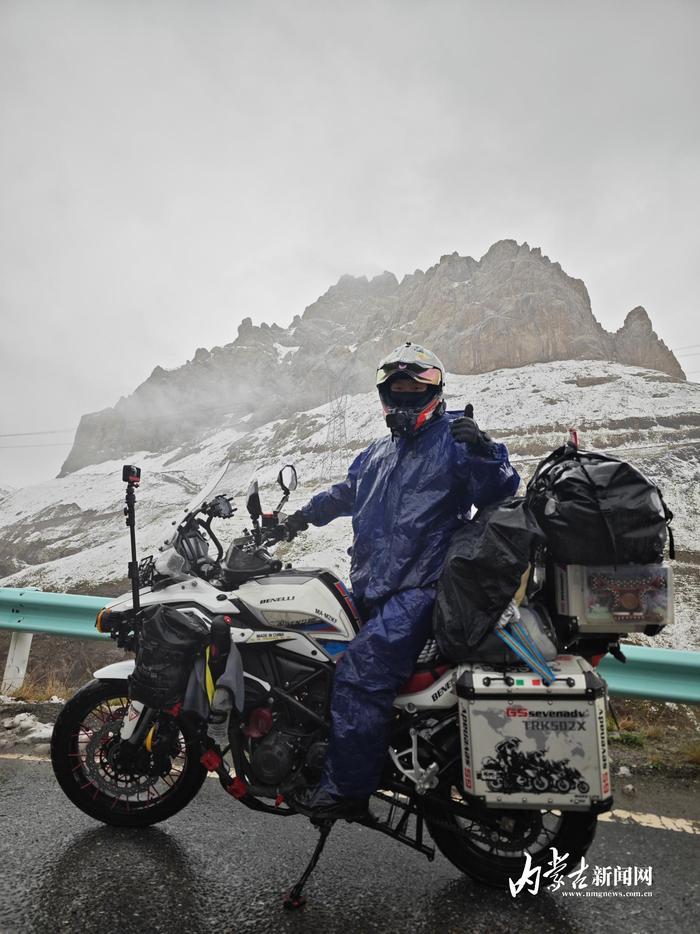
[
  {"left": 425, "top": 786, "right": 598, "bottom": 889},
  {"left": 51, "top": 679, "right": 206, "bottom": 827}
]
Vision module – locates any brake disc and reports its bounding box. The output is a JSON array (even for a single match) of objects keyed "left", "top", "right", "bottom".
[{"left": 83, "top": 720, "right": 154, "bottom": 797}]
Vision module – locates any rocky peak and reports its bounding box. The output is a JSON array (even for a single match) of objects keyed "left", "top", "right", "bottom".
[
  {"left": 622, "top": 306, "right": 654, "bottom": 331},
  {"left": 58, "top": 240, "right": 686, "bottom": 475},
  {"left": 614, "top": 306, "right": 685, "bottom": 379},
  {"left": 480, "top": 238, "right": 521, "bottom": 263}
]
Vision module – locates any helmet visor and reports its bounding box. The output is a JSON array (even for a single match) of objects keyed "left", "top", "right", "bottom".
[{"left": 376, "top": 363, "right": 443, "bottom": 387}]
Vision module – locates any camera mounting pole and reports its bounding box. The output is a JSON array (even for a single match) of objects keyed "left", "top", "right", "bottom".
[{"left": 122, "top": 465, "right": 142, "bottom": 615}]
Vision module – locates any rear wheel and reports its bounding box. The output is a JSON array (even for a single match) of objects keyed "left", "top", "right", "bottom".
[
  {"left": 425, "top": 788, "right": 598, "bottom": 889},
  {"left": 51, "top": 679, "right": 207, "bottom": 827}
]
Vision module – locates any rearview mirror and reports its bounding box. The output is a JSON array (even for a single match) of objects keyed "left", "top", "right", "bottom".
[
  {"left": 246, "top": 478, "right": 262, "bottom": 521},
  {"left": 277, "top": 464, "right": 298, "bottom": 495}
]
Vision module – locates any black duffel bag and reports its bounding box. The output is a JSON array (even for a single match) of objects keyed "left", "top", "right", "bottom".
[
  {"left": 434, "top": 497, "right": 545, "bottom": 662},
  {"left": 129, "top": 605, "right": 210, "bottom": 707},
  {"left": 525, "top": 443, "right": 674, "bottom": 566}
]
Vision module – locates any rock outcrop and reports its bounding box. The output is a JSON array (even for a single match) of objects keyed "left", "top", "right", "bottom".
[
  {"left": 59, "top": 240, "right": 685, "bottom": 474},
  {"left": 613, "top": 306, "right": 684, "bottom": 378}
]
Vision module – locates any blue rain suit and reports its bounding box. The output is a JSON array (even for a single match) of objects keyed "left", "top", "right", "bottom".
[{"left": 300, "top": 411, "right": 520, "bottom": 797}]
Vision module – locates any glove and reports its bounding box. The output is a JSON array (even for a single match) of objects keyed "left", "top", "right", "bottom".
[
  {"left": 284, "top": 510, "right": 310, "bottom": 541},
  {"left": 450, "top": 414, "right": 494, "bottom": 452}
]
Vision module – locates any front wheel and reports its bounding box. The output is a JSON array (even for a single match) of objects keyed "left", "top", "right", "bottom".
[
  {"left": 425, "top": 791, "right": 598, "bottom": 889},
  {"left": 51, "top": 679, "right": 207, "bottom": 828}
]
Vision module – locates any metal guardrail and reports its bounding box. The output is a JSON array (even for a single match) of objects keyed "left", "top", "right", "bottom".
[
  {"left": 0, "top": 588, "right": 109, "bottom": 640},
  {"left": 598, "top": 645, "right": 700, "bottom": 704},
  {"left": 1, "top": 587, "right": 699, "bottom": 703},
  {"left": 1, "top": 588, "right": 107, "bottom": 693}
]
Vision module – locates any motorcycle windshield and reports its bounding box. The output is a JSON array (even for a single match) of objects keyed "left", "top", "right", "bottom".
[{"left": 165, "top": 461, "right": 239, "bottom": 539}]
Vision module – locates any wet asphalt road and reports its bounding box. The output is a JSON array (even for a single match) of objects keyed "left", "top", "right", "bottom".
[{"left": 0, "top": 758, "right": 698, "bottom": 934}]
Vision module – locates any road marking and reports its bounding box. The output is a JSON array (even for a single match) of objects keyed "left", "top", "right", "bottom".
[
  {"left": 1, "top": 754, "right": 698, "bottom": 834},
  {"left": 599, "top": 807, "right": 700, "bottom": 835}
]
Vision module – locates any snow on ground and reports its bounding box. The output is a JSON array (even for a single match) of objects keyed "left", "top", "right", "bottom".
[
  {"left": 0, "top": 712, "right": 53, "bottom": 754},
  {"left": 0, "top": 360, "right": 698, "bottom": 647},
  {"left": 273, "top": 343, "right": 299, "bottom": 362}
]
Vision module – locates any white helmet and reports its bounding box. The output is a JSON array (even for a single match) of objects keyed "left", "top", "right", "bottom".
[{"left": 376, "top": 342, "right": 445, "bottom": 436}]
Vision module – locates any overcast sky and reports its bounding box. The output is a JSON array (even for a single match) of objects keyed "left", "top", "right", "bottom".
[{"left": 1, "top": 0, "right": 698, "bottom": 487}]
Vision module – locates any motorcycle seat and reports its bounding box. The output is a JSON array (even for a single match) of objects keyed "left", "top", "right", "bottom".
[
  {"left": 397, "top": 637, "right": 452, "bottom": 694},
  {"left": 398, "top": 664, "right": 451, "bottom": 695}
]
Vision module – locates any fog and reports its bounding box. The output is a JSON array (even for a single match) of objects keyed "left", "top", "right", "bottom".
[{"left": 1, "top": 0, "right": 698, "bottom": 487}]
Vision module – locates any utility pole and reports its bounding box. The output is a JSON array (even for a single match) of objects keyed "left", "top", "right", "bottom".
[{"left": 320, "top": 389, "right": 349, "bottom": 480}]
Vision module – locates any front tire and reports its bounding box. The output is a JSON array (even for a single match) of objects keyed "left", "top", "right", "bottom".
[{"left": 51, "top": 679, "right": 207, "bottom": 828}]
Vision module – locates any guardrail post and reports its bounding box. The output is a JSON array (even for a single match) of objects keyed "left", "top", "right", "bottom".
[{"left": 1, "top": 632, "right": 33, "bottom": 694}]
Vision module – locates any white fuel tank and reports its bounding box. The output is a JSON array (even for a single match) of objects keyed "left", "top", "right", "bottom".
[{"left": 235, "top": 570, "right": 360, "bottom": 645}]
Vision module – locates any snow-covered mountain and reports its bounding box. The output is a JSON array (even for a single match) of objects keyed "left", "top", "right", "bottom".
[
  {"left": 1, "top": 360, "right": 698, "bottom": 650},
  {"left": 59, "top": 240, "right": 684, "bottom": 475}
]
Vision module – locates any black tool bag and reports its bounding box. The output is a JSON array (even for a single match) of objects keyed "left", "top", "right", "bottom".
[
  {"left": 433, "top": 498, "right": 545, "bottom": 661},
  {"left": 525, "top": 443, "right": 674, "bottom": 566},
  {"left": 129, "top": 605, "right": 210, "bottom": 708}
]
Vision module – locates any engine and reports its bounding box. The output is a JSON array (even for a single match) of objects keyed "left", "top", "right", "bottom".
[
  {"left": 240, "top": 648, "right": 332, "bottom": 788},
  {"left": 250, "top": 731, "right": 297, "bottom": 786},
  {"left": 247, "top": 724, "right": 328, "bottom": 787},
  {"left": 243, "top": 675, "right": 328, "bottom": 787}
]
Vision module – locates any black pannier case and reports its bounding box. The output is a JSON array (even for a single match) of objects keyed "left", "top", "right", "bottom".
[{"left": 129, "top": 605, "right": 209, "bottom": 707}]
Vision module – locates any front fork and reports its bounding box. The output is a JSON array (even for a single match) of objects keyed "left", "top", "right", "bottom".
[{"left": 119, "top": 699, "right": 156, "bottom": 746}]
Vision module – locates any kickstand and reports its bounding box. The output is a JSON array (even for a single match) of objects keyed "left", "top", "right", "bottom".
[{"left": 283, "top": 819, "right": 334, "bottom": 910}]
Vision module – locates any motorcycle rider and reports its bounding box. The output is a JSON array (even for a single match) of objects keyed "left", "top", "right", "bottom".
[
  {"left": 284, "top": 342, "right": 520, "bottom": 819},
  {"left": 497, "top": 737, "right": 527, "bottom": 776}
]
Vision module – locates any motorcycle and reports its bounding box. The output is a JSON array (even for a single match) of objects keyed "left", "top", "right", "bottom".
[
  {"left": 546, "top": 759, "right": 591, "bottom": 796},
  {"left": 51, "top": 459, "right": 606, "bottom": 907}
]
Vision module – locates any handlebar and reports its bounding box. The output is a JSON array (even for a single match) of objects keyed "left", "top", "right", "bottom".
[{"left": 263, "top": 525, "right": 291, "bottom": 545}]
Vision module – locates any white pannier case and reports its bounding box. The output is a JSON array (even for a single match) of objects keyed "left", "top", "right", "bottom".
[
  {"left": 456, "top": 655, "right": 612, "bottom": 812},
  {"left": 553, "top": 563, "right": 673, "bottom": 635}
]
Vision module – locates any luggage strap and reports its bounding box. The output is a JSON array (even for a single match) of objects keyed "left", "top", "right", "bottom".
[
  {"left": 660, "top": 490, "right": 676, "bottom": 559},
  {"left": 494, "top": 609, "right": 556, "bottom": 685}
]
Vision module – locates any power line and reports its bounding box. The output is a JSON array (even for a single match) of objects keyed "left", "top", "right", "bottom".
[
  {"left": 2, "top": 347, "right": 697, "bottom": 442},
  {"left": 0, "top": 428, "right": 75, "bottom": 438},
  {"left": 0, "top": 441, "right": 73, "bottom": 450}
]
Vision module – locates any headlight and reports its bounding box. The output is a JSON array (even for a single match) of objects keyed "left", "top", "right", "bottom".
[{"left": 95, "top": 606, "right": 111, "bottom": 633}]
